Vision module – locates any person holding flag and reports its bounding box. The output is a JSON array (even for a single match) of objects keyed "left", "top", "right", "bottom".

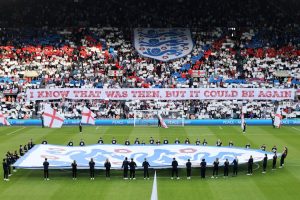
[
  {"left": 79, "top": 122, "right": 82, "bottom": 133},
  {"left": 241, "top": 105, "right": 247, "bottom": 133},
  {"left": 0, "top": 111, "right": 10, "bottom": 126},
  {"left": 158, "top": 113, "right": 168, "bottom": 128},
  {"left": 157, "top": 116, "right": 161, "bottom": 128},
  {"left": 274, "top": 106, "right": 282, "bottom": 128},
  {"left": 241, "top": 113, "right": 246, "bottom": 133}
]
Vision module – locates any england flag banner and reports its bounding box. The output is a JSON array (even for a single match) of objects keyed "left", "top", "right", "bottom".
[
  {"left": 42, "top": 105, "right": 65, "bottom": 128},
  {"left": 134, "top": 28, "right": 193, "bottom": 62},
  {"left": 0, "top": 111, "right": 10, "bottom": 126},
  {"left": 13, "top": 144, "right": 275, "bottom": 169},
  {"left": 274, "top": 107, "right": 282, "bottom": 128},
  {"left": 158, "top": 114, "right": 168, "bottom": 128},
  {"left": 81, "top": 107, "right": 96, "bottom": 125}
]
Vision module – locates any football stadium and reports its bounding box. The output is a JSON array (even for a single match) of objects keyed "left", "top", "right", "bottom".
[{"left": 0, "top": 0, "right": 300, "bottom": 199}]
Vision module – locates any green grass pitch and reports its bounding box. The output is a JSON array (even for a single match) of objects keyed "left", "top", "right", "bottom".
[{"left": 0, "top": 125, "right": 300, "bottom": 200}]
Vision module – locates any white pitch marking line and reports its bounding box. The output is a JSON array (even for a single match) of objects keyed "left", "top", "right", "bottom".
[
  {"left": 6, "top": 127, "right": 26, "bottom": 135},
  {"left": 253, "top": 163, "right": 260, "bottom": 171},
  {"left": 96, "top": 126, "right": 99, "bottom": 130},
  {"left": 292, "top": 127, "right": 300, "bottom": 131},
  {"left": 150, "top": 171, "right": 158, "bottom": 200},
  {"left": 219, "top": 126, "right": 223, "bottom": 130}
]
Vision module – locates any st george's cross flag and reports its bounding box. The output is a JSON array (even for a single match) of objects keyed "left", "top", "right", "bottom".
[
  {"left": 81, "top": 107, "right": 96, "bottom": 125},
  {"left": 42, "top": 104, "right": 64, "bottom": 128},
  {"left": 0, "top": 111, "right": 10, "bottom": 126},
  {"left": 158, "top": 113, "right": 168, "bottom": 128},
  {"left": 274, "top": 106, "right": 282, "bottom": 128}
]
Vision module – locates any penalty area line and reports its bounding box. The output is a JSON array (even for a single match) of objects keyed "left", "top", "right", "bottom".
[
  {"left": 219, "top": 126, "right": 223, "bottom": 130},
  {"left": 292, "top": 127, "right": 300, "bottom": 131},
  {"left": 6, "top": 127, "right": 26, "bottom": 135}
]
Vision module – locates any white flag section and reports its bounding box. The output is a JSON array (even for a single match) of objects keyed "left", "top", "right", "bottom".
[
  {"left": 81, "top": 107, "right": 96, "bottom": 125},
  {"left": 151, "top": 171, "right": 158, "bottom": 200},
  {"left": 13, "top": 144, "right": 275, "bottom": 169},
  {"left": 42, "top": 105, "right": 64, "bottom": 128},
  {"left": 158, "top": 114, "right": 168, "bottom": 128},
  {"left": 0, "top": 111, "right": 10, "bottom": 126},
  {"left": 274, "top": 107, "right": 282, "bottom": 128}
]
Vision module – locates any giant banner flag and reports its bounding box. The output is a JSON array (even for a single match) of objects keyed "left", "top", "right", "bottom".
[
  {"left": 42, "top": 105, "right": 65, "bottom": 128},
  {"left": 26, "top": 88, "right": 295, "bottom": 101},
  {"left": 13, "top": 144, "right": 275, "bottom": 169},
  {"left": 81, "top": 107, "right": 96, "bottom": 125},
  {"left": 134, "top": 28, "right": 193, "bottom": 61},
  {"left": 0, "top": 111, "right": 10, "bottom": 126}
]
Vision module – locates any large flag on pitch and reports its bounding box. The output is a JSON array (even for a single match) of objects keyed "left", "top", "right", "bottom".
[
  {"left": 42, "top": 105, "right": 64, "bottom": 128},
  {"left": 158, "top": 114, "right": 168, "bottom": 128},
  {"left": 81, "top": 107, "right": 96, "bottom": 125},
  {"left": 0, "top": 111, "right": 10, "bottom": 126},
  {"left": 274, "top": 107, "right": 282, "bottom": 128}
]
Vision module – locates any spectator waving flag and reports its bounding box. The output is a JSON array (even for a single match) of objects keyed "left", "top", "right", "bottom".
[
  {"left": 274, "top": 106, "right": 282, "bottom": 128},
  {"left": 81, "top": 107, "right": 96, "bottom": 125},
  {"left": 0, "top": 111, "right": 10, "bottom": 126},
  {"left": 158, "top": 113, "right": 168, "bottom": 128},
  {"left": 42, "top": 105, "right": 64, "bottom": 128}
]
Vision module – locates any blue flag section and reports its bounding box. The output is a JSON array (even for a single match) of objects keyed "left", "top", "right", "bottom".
[
  {"left": 134, "top": 28, "right": 193, "bottom": 61},
  {"left": 13, "top": 144, "right": 275, "bottom": 169}
]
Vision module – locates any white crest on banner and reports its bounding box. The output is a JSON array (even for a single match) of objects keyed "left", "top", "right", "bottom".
[{"left": 134, "top": 28, "right": 193, "bottom": 62}]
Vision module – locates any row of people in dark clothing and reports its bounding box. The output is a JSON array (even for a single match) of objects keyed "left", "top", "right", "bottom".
[
  {"left": 40, "top": 147, "right": 288, "bottom": 181},
  {"left": 3, "top": 139, "right": 35, "bottom": 181},
  {"left": 42, "top": 157, "right": 150, "bottom": 180},
  {"left": 171, "top": 148, "right": 288, "bottom": 179}
]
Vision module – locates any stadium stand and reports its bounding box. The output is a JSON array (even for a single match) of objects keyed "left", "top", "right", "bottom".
[{"left": 0, "top": 0, "right": 299, "bottom": 120}]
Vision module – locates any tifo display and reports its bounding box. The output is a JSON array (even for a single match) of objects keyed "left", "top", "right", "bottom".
[
  {"left": 3, "top": 136, "right": 288, "bottom": 181},
  {"left": 13, "top": 144, "right": 274, "bottom": 169}
]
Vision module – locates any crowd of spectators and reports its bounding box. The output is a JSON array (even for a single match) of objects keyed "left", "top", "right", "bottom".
[{"left": 0, "top": 0, "right": 299, "bottom": 120}]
